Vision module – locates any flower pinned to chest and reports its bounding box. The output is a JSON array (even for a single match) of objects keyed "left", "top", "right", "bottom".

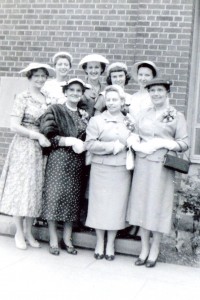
[
  {"left": 160, "top": 106, "right": 177, "bottom": 123},
  {"left": 123, "top": 113, "right": 136, "bottom": 132},
  {"left": 78, "top": 108, "right": 89, "bottom": 124}
]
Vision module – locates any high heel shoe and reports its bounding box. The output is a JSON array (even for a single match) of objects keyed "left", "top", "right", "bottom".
[
  {"left": 94, "top": 253, "right": 104, "bottom": 260},
  {"left": 105, "top": 254, "right": 115, "bottom": 261},
  {"left": 134, "top": 257, "right": 148, "bottom": 266},
  {"left": 60, "top": 239, "right": 78, "bottom": 255},
  {"left": 49, "top": 245, "right": 60, "bottom": 256},
  {"left": 15, "top": 234, "right": 27, "bottom": 250},
  {"left": 145, "top": 259, "right": 157, "bottom": 268},
  {"left": 26, "top": 237, "right": 41, "bottom": 248}
]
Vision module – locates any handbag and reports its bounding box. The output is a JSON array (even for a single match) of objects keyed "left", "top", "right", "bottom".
[
  {"left": 126, "top": 147, "right": 135, "bottom": 170},
  {"left": 163, "top": 152, "right": 190, "bottom": 174}
]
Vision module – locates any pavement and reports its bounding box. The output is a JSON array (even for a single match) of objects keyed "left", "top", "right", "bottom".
[{"left": 0, "top": 234, "right": 200, "bottom": 300}]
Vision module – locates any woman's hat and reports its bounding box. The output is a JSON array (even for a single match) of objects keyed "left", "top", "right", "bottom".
[
  {"left": 52, "top": 52, "right": 73, "bottom": 66},
  {"left": 107, "top": 62, "right": 128, "bottom": 76},
  {"left": 19, "top": 62, "right": 56, "bottom": 77},
  {"left": 145, "top": 78, "right": 172, "bottom": 89},
  {"left": 132, "top": 60, "right": 158, "bottom": 82},
  {"left": 61, "top": 78, "right": 91, "bottom": 90},
  {"left": 78, "top": 54, "right": 109, "bottom": 68}
]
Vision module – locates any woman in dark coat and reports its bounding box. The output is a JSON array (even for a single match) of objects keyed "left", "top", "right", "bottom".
[{"left": 39, "top": 78, "right": 89, "bottom": 255}]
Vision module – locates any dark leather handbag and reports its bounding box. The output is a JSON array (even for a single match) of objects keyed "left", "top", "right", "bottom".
[{"left": 163, "top": 152, "right": 190, "bottom": 174}]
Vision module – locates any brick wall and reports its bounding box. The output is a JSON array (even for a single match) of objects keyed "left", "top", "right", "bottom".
[{"left": 0, "top": 0, "right": 195, "bottom": 174}]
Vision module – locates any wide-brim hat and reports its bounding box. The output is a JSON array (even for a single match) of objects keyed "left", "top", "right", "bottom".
[
  {"left": 78, "top": 54, "right": 109, "bottom": 68},
  {"left": 19, "top": 63, "right": 56, "bottom": 77},
  {"left": 132, "top": 60, "right": 158, "bottom": 82},
  {"left": 145, "top": 78, "right": 172, "bottom": 89},
  {"left": 52, "top": 52, "right": 73, "bottom": 66},
  {"left": 107, "top": 62, "right": 128, "bottom": 76},
  {"left": 61, "top": 78, "right": 91, "bottom": 90}
]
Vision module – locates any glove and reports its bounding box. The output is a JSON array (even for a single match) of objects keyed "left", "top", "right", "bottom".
[
  {"left": 113, "top": 140, "right": 125, "bottom": 155},
  {"left": 135, "top": 142, "right": 157, "bottom": 155},
  {"left": 38, "top": 134, "right": 51, "bottom": 147},
  {"left": 72, "top": 139, "right": 85, "bottom": 154},
  {"left": 64, "top": 137, "right": 77, "bottom": 147},
  {"left": 163, "top": 139, "right": 179, "bottom": 150},
  {"left": 127, "top": 133, "right": 140, "bottom": 148}
]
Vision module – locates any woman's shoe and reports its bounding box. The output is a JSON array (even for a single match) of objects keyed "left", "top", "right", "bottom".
[
  {"left": 60, "top": 239, "right": 78, "bottom": 255},
  {"left": 49, "top": 245, "right": 60, "bottom": 256},
  {"left": 145, "top": 259, "right": 157, "bottom": 268},
  {"left": 15, "top": 234, "right": 27, "bottom": 250},
  {"left": 105, "top": 254, "right": 115, "bottom": 261},
  {"left": 26, "top": 237, "right": 41, "bottom": 248},
  {"left": 94, "top": 253, "right": 104, "bottom": 260},
  {"left": 135, "top": 257, "right": 147, "bottom": 266}
]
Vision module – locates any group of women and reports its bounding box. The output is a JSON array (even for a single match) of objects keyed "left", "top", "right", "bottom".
[{"left": 0, "top": 51, "right": 189, "bottom": 268}]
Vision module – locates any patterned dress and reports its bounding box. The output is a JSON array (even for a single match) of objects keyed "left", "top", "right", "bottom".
[
  {"left": 40, "top": 105, "right": 87, "bottom": 222},
  {"left": 0, "top": 91, "right": 48, "bottom": 217}
]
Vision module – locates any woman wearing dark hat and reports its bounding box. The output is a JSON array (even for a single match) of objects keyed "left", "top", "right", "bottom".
[
  {"left": 42, "top": 51, "right": 73, "bottom": 104},
  {"left": 78, "top": 54, "right": 109, "bottom": 117},
  {"left": 39, "top": 78, "right": 89, "bottom": 255},
  {"left": 127, "top": 78, "right": 189, "bottom": 267},
  {"left": 129, "top": 60, "right": 158, "bottom": 120},
  {"left": 95, "top": 62, "right": 132, "bottom": 114},
  {"left": 85, "top": 85, "right": 133, "bottom": 261},
  {"left": 0, "top": 62, "right": 54, "bottom": 250}
]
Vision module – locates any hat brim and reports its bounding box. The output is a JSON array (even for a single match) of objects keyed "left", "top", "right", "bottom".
[
  {"left": 132, "top": 60, "right": 158, "bottom": 83},
  {"left": 19, "top": 63, "right": 55, "bottom": 77},
  {"left": 78, "top": 55, "right": 109, "bottom": 68}
]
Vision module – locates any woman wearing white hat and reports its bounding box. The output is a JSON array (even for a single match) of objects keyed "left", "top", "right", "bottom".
[
  {"left": 78, "top": 54, "right": 109, "bottom": 117},
  {"left": 129, "top": 61, "right": 158, "bottom": 120},
  {"left": 95, "top": 62, "right": 132, "bottom": 114},
  {"left": 0, "top": 63, "right": 54, "bottom": 250},
  {"left": 42, "top": 51, "right": 73, "bottom": 104},
  {"left": 39, "top": 78, "right": 89, "bottom": 256}
]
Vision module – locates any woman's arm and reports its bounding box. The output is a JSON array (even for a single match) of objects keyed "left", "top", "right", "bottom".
[{"left": 85, "top": 117, "right": 116, "bottom": 155}]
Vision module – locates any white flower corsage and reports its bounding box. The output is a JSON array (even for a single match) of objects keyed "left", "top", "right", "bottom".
[
  {"left": 160, "top": 106, "right": 177, "bottom": 123},
  {"left": 79, "top": 109, "right": 89, "bottom": 124}
]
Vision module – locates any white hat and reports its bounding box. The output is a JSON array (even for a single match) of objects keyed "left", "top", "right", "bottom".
[
  {"left": 19, "top": 62, "right": 56, "bottom": 77},
  {"left": 61, "top": 78, "right": 91, "bottom": 90},
  {"left": 107, "top": 62, "right": 128, "bottom": 76},
  {"left": 52, "top": 52, "right": 73, "bottom": 66},
  {"left": 104, "top": 84, "right": 126, "bottom": 101},
  {"left": 132, "top": 60, "right": 158, "bottom": 82},
  {"left": 78, "top": 54, "right": 109, "bottom": 68}
]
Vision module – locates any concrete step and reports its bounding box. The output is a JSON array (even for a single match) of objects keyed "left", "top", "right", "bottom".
[{"left": 0, "top": 214, "right": 141, "bottom": 256}]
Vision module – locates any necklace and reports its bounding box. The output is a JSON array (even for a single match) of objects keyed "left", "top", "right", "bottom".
[{"left": 65, "top": 102, "right": 77, "bottom": 111}]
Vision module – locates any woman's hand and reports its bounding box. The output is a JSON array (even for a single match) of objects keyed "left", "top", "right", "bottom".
[
  {"left": 38, "top": 134, "right": 51, "bottom": 147},
  {"left": 72, "top": 139, "right": 85, "bottom": 154},
  {"left": 113, "top": 140, "right": 125, "bottom": 155},
  {"left": 127, "top": 134, "right": 140, "bottom": 148}
]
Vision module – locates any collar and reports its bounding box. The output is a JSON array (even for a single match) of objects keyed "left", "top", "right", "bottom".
[{"left": 101, "top": 110, "right": 125, "bottom": 123}]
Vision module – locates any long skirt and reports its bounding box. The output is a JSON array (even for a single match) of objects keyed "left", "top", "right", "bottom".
[
  {"left": 126, "top": 156, "right": 175, "bottom": 234},
  {"left": 86, "top": 163, "right": 132, "bottom": 230}
]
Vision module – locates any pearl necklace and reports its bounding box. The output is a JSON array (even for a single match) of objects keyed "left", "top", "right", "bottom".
[{"left": 65, "top": 102, "right": 77, "bottom": 112}]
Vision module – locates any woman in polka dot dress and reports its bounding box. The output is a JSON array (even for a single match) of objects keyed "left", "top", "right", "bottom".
[{"left": 39, "top": 78, "right": 89, "bottom": 255}]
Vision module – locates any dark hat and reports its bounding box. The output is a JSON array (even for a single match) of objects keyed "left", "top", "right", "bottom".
[{"left": 145, "top": 78, "right": 172, "bottom": 89}]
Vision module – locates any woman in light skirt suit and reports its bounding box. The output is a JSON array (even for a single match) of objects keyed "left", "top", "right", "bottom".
[
  {"left": 85, "top": 85, "right": 133, "bottom": 261},
  {"left": 127, "top": 78, "right": 189, "bottom": 267}
]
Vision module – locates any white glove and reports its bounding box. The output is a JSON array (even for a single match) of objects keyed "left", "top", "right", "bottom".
[
  {"left": 127, "top": 133, "right": 140, "bottom": 148},
  {"left": 113, "top": 140, "right": 125, "bottom": 155},
  {"left": 163, "top": 139, "right": 179, "bottom": 150},
  {"left": 38, "top": 134, "right": 51, "bottom": 147},
  {"left": 135, "top": 142, "right": 157, "bottom": 155},
  {"left": 64, "top": 137, "right": 77, "bottom": 147},
  {"left": 72, "top": 139, "right": 85, "bottom": 154}
]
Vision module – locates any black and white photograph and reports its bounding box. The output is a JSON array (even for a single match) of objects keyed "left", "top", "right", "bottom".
[{"left": 0, "top": 0, "right": 199, "bottom": 299}]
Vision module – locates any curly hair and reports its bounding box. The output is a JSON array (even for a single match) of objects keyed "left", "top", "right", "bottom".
[{"left": 26, "top": 68, "right": 49, "bottom": 79}]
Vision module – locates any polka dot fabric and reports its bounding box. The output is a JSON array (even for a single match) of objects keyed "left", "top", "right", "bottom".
[{"left": 41, "top": 109, "right": 86, "bottom": 222}]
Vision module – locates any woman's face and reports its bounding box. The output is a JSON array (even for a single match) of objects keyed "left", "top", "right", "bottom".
[
  {"left": 137, "top": 67, "right": 154, "bottom": 87},
  {"left": 149, "top": 85, "right": 168, "bottom": 108},
  {"left": 30, "top": 68, "right": 48, "bottom": 89},
  {"left": 110, "top": 71, "right": 126, "bottom": 88},
  {"left": 105, "top": 91, "right": 123, "bottom": 114},
  {"left": 55, "top": 58, "right": 70, "bottom": 78},
  {"left": 64, "top": 83, "right": 83, "bottom": 104},
  {"left": 85, "top": 62, "right": 102, "bottom": 80}
]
